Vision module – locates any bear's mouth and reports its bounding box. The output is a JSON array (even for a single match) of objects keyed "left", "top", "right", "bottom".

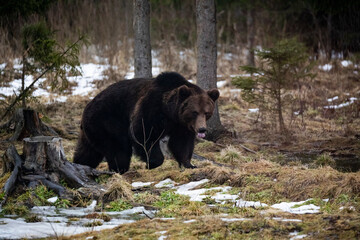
[{"left": 197, "top": 132, "right": 206, "bottom": 138}]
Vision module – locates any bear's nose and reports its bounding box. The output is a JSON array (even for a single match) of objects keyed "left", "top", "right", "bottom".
[{"left": 198, "top": 127, "right": 207, "bottom": 133}]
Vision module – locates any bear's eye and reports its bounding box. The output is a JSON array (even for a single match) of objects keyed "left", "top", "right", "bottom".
[
  {"left": 192, "top": 111, "right": 198, "bottom": 118},
  {"left": 205, "top": 112, "right": 211, "bottom": 119}
]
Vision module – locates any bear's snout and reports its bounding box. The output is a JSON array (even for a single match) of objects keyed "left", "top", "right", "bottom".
[
  {"left": 198, "top": 127, "right": 207, "bottom": 133},
  {"left": 197, "top": 127, "right": 207, "bottom": 138}
]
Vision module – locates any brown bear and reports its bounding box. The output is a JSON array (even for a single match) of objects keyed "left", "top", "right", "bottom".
[{"left": 73, "top": 72, "right": 219, "bottom": 173}]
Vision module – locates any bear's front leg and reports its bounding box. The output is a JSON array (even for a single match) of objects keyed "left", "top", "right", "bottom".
[{"left": 168, "top": 132, "right": 196, "bottom": 169}]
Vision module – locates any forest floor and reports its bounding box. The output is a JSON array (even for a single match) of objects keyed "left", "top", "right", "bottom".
[{"left": 0, "top": 60, "right": 359, "bottom": 239}]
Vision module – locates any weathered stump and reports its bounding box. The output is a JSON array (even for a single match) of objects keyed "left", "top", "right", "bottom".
[
  {"left": 1, "top": 136, "right": 113, "bottom": 205},
  {"left": 0, "top": 108, "right": 57, "bottom": 141}
]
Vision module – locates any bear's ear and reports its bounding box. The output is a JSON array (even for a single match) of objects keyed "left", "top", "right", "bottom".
[
  {"left": 178, "top": 85, "right": 191, "bottom": 99},
  {"left": 207, "top": 89, "right": 220, "bottom": 102}
]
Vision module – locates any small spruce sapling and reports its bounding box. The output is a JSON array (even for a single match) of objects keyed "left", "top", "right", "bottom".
[
  {"left": 1, "top": 21, "right": 88, "bottom": 120},
  {"left": 20, "top": 21, "right": 86, "bottom": 106},
  {"left": 232, "top": 38, "right": 315, "bottom": 133}
]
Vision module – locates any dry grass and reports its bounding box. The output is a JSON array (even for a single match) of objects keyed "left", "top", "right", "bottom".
[{"left": 103, "top": 174, "right": 133, "bottom": 202}]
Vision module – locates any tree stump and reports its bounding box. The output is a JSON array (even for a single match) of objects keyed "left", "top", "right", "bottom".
[
  {"left": 0, "top": 108, "right": 57, "bottom": 141},
  {"left": 2, "top": 136, "right": 113, "bottom": 204}
]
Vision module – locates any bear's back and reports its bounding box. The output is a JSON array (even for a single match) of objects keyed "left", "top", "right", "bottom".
[{"left": 154, "top": 72, "right": 203, "bottom": 94}]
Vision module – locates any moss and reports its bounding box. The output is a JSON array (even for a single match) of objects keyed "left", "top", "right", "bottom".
[
  {"left": 1, "top": 203, "right": 29, "bottom": 216},
  {"left": 83, "top": 220, "right": 103, "bottom": 227},
  {"left": 105, "top": 199, "right": 132, "bottom": 212},
  {"left": 25, "top": 214, "right": 42, "bottom": 223},
  {"left": 315, "top": 153, "right": 336, "bottom": 167}
]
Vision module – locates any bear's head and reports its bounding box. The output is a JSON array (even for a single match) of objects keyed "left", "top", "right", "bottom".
[{"left": 167, "top": 85, "right": 219, "bottom": 138}]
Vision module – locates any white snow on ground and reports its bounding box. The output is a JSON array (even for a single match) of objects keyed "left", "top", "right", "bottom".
[
  {"left": 324, "top": 97, "right": 358, "bottom": 109},
  {"left": 269, "top": 217, "right": 302, "bottom": 222},
  {"left": 131, "top": 181, "right": 154, "bottom": 188},
  {"left": 0, "top": 217, "right": 134, "bottom": 239},
  {"left": 289, "top": 231, "right": 308, "bottom": 240},
  {"left": 47, "top": 196, "right": 58, "bottom": 203},
  {"left": 183, "top": 219, "right": 196, "bottom": 223},
  {"left": 235, "top": 199, "right": 268, "bottom": 208},
  {"left": 341, "top": 60, "right": 352, "bottom": 67},
  {"left": 155, "top": 178, "right": 177, "bottom": 188},
  {"left": 174, "top": 179, "right": 234, "bottom": 202},
  {"left": 319, "top": 64, "right": 332, "bottom": 71},
  {"left": 248, "top": 108, "right": 259, "bottom": 113},
  {"left": 216, "top": 80, "right": 227, "bottom": 88},
  {"left": 220, "top": 218, "right": 250, "bottom": 222},
  {"left": 0, "top": 202, "right": 155, "bottom": 239},
  {"left": 157, "top": 231, "right": 168, "bottom": 240},
  {"left": 271, "top": 199, "right": 321, "bottom": 214},
  {"left": 327, "top": 96, "right": 339, "bottom": 102}
]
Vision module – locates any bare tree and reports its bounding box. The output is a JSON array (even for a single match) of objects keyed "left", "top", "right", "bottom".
[
  {"left": 196, "top": 0, "right": 223, "bottom": 140},
  {"left": 246, "top": 7, "right": 256, "bottom": 66},
  {"left": 133, "top": 0, "right": 152, "bottom": 78}
]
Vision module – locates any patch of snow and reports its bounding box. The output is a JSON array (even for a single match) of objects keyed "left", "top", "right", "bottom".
[
  {"left": 235, "top": 199, "right": 268, "bottom": 208},
  {"left": 271, "top": 199, "right": 321, "bottom": 214},
  {"left": 327, "top": 96, "right": 338, "bottom": 102},
  {"left": 324, "top": 97, "right": 357, "bottom": 109},
  {"left": 183, "top": 219, "right": 197, "bottom": 223},
  {"left": 0, "top": 217, "right": 134, "bottom": 239},
  {"left": 270, "top": 217, "right": 302, "bottom": 222},
  {"left": 155, "top": 178, "right": 176, "bottom": 188},
  {"left": 230, "top": 89, "right": 241, "bottom": 93},
  {"left": 221, "top": 218, "right": 250, "bottom": 222},
  {"left": 319, "top": 64, "right": 332, "bottom": 71},
  {"left": 217, "top": 80, "right": 227, "bottom": 88},
  {"left": 132, "top": 181, "right": 154, "bottom": 188},
  {"left": 341, "top": 60, "right": 352, "bottom": 67},
  {"left": 248, "top": 108, "right": 259, "bottom": 113},
  {"left": 85, "top": 200, "right": 97, "bottom": 212},
  {"left": 340, "top": 206, "right": 355, "bottom": 211},
  {"left": 31, "top": 206, "right": 58, "bottom": 216},
  {"left": 108, "top": 206, "right": 147, "bottom": 216},
  {"left": 157, "top": 217, "right": 176, "bottom": 221},
  {"left": 156, "top": 231, "right": 168, "bottom": 240},
  {"left": 289, "top": 231, "right": 307, "bottom": 240},
  {"left": 47, "top": 197, "right": 58, "bottom": 203},
  {"left": 212, "top": 192, "right": 238, "bottom": 202},
  {"left": 175, "top": 179, "right": 235, "bottom": 202}
]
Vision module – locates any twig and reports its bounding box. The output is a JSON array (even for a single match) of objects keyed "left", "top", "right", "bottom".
[
  {"left": 131, "top": 118, "right": 165, "bottom": 169},
  {"left": 238, "top": 144, "right": 257, "bottom": 154}
]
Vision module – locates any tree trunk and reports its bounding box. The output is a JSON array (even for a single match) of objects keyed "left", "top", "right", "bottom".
[
  {"left": 133, "top": 0, "right": 152, "bottom": 78},
  {"left": 1, "top": 136, "right": 112, "bottom": 205},
  {"left": 276, "top": 90, "right": 286, "bottom": 133},
  {"left": 196, "top": 0, "right": 224, "bottom": 140},
  {"left": 246, "top": 8, "right": 256, "bottom": 67},
  {"left": 0, "top": 108, "right": 57, "bottom": 141},
  {"left": 326, "top": 12, "right": 332, "bottom": 60}
]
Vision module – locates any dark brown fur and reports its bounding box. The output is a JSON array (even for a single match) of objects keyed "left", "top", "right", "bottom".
[{"left": 74, "top": 72, "right": 219, "bottom": 173}]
